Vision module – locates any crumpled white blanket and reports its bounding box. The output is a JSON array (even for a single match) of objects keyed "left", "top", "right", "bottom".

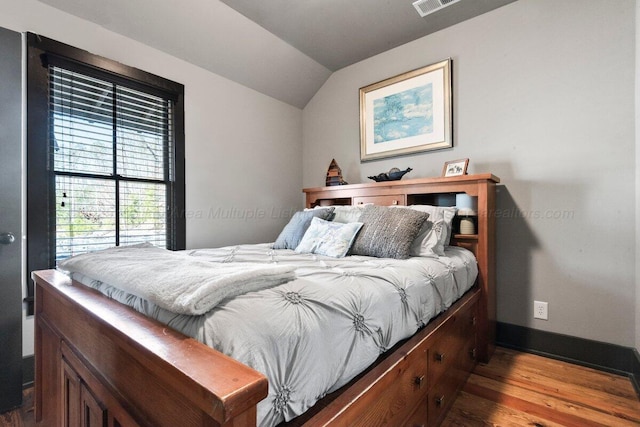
[{"left": 58, "top": 244, "right": 296, "bottom": 315}]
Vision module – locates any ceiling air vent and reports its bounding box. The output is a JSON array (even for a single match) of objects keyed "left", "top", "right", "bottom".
[{"left": 412, "top": 0, "right": 462, "bottom": 17}]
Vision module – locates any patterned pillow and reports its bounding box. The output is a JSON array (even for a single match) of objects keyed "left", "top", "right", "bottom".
[
  {"left": 295, "top": 217, "right": 363, "bottom": 258},
  {"left": 350, "top": 205, "right": 429, "bottom": 259},
  {"left": 273, "top": 208, "right": 335, "bottom": 250},
  {"left": 405, "top": 206, "right": 457, "bottom": 257}
]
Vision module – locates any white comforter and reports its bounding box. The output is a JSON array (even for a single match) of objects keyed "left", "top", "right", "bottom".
[
  {"left": 58, "top": 244, "right": 295, "bottom": 315},
  {"left": 69, "top": 243, "right": 477, "bottom": 427}
]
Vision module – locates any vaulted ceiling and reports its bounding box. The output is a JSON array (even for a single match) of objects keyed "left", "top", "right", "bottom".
[{"left": 36, "top": 0, "right": 516, "bottom": 108}]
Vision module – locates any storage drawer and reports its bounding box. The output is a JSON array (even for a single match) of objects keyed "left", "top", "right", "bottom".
[
  {"left": 353, "top": 194, "right": 406, "bottom": 206},
  {"left": 427, "top": 375, "right": 459, "bottom": 427},
  {"left": 350, "top": 342, "right": 428, "bottom": 426},
  {"left": 427, "top": 340, "right": 476, "bottom": 427},
  {"left": 426, "top": 299, "right": 478, "bottom": 426},
  {"left": 459, "top": 307, "right": 478, "bottom": 376},
  {"left": 428, "top": 302, "right": 477, "bottom": 387},
  {"left": 405, "top": 400, "right": 428, "bottom": 427},
  {"left": 427, "top": 317, "right": 458, "bottom": 387}
]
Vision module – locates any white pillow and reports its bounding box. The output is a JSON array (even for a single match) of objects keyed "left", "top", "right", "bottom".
[
  {"left": 401, "top": 205, "right": 457, "bottom": 257},
  {"left": 295, "top": 217, "right": 363, "bottom": 258},
  {"left": 309, "top": 204, "right": 369, "bottom": 223},
  {"left": 331, "top": 205, "right": 370, "bottom": 223}
]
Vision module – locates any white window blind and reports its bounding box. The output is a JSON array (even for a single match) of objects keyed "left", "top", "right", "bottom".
[{"left": 51, "top": 66, "right": 173, "bottom": 262}]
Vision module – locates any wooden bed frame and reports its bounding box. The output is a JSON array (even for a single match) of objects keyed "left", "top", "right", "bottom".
[{"left": 33, "top": 173, "right": 498, "bottom": 427}]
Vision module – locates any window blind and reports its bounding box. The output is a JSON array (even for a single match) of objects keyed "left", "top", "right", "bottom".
[{"left": 51, "top": 66, "right": 173, "bottom": 262}]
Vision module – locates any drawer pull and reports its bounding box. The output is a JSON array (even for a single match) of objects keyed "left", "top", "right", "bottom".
[
  {"left": 435, "top": 395, "right": 445, "bottom": 408},
  {"left": 392, "top": 200, "right": 398, "bottom": 205},
  {"left": 471, "top": 316, "right": 477, "bottom": 326},
  {"left": 435, "top": 352, "right": 445, "bottom": 363},
  {"left": 469, "top": 348, "right": 477, "bottom": 360},
  {"left": 414, "top": 375, "right": 425, "bottom": 388}
]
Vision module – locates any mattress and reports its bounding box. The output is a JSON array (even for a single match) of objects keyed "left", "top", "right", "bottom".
[{"left": 70, "top": 243, "right": 477, "bottom": 427}]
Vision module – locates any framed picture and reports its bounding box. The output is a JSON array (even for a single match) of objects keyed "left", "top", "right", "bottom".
[
  {"left": 360, "top": 58, "right": 452, "bottom": 162},
  {"left": 442, "top": 158, "right": 469, "bottom": 177}
]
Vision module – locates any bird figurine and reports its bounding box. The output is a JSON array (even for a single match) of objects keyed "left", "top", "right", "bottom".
[{"left": 368, "top": 167, "right": 412, "bottom": 182}]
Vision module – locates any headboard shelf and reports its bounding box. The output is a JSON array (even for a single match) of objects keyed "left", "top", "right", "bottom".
[
  {"left": 303, "top": 173, "right": 499, "bottom": 208},
  {"left": 452, "top": 233, "right": 479, "bottom": 240},
  {"left": 303, "top": 173, "right": 499, "bottom": 362},
  {"left": 303, "top": 173, "right": 499, "bottom": 194}
]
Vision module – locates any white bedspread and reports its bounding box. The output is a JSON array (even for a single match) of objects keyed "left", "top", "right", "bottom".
[
  {"left": 59, "top": 244, "right": 295, "bottom": 315},
  {"left": 69, "top": 243, "right": 477, "bottom": 427}
]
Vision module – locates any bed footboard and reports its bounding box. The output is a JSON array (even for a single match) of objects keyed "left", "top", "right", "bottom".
[{"left": 33, "top": 269, "right": 268, "bottom": 427}]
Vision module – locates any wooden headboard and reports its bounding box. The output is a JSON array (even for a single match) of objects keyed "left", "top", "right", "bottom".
[{"left": 303, "top": 173, "right": 499, "bottom": 362}]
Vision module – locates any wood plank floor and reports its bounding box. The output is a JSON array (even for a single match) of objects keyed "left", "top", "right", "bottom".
[
  {"left": 1, "top": 347, "right": 638, "bottom": 426},
  {"left": 443, "top": 347, "right": 640, "bottom": 426},
  {"left": 0, "top": 388, "right": 33, "bottom": 427}
]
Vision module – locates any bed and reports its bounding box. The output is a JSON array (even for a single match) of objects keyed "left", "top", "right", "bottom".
[{"left": 33, "top": 173, "right": 498, "bottom": 427}]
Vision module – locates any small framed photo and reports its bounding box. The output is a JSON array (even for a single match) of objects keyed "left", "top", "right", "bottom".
[{"left": 442, "top": 158, "right": 469, "bottom": 177}]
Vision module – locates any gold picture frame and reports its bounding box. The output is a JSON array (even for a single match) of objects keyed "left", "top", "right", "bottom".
[{"left": 360, "top": 58, "right": 452, "bottom": 162}]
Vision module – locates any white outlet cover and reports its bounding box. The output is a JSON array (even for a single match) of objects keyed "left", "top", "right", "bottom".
[{"left": 534, "top": 301, "right": 548, "bottom": 320}]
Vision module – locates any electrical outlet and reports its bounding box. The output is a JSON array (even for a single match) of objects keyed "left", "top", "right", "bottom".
[{"left": 534, "top": 301, "right": 548, "bottom": 320}]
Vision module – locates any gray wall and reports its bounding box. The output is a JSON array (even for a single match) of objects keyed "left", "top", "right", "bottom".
[
  {"left": 636, "top": 0, "right": 640, "bottom": 352},
  {"left": 303, "top": 0, "right": 637, "bottom": 347}
]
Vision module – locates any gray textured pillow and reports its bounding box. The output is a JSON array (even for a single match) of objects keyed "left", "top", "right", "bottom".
[
  {"left": 351, "top": 205, "right": 429, "bottom": 259},
  {"left": 273, "top": 208, "right": 334, "bottom": 249}
]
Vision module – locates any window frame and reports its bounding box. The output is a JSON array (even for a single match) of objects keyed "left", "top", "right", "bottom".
[{"left": 26, "top": 33, "right": 185, "bottom": 314}]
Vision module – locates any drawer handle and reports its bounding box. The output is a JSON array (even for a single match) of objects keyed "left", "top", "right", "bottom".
[
  {"left": 414, "top": 375, "right": 425, "bottom": 388},
  {"left": 392, "top": 200, "right": 398, "bottom": 205},
  {"left": 469, "top": 348, "right": 477, "bottom": 360},
  {"left": 435, "top": 395, "right": 445, "bottom": 408},
  {"left": 435, "top": 352, "right": 445, "bottom": 363},
  {"left": 471, "top": 316, "right": 477, "bottom": 326}
]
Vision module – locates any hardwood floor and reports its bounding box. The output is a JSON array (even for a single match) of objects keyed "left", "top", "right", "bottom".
[
  {"left": 1, "top": 347, "right": 638, "bottom": 426},
  {"left": 443, "top": 347, "right": 640, "bottom": 426},
  {"left": 0, "top": 388, "right": 33, "bottom": 427}
]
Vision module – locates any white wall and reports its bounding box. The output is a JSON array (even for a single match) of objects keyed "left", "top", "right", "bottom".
[
  {"left": 303, "top": 0, "right": 637, "bottom": 347},
  {"left": 1, "top": 0, "right": 303, "bottom": 356}
]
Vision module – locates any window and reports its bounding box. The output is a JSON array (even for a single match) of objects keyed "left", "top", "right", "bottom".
[
  {"left": 26, "top": 34, "right": 185, "bottom": 313},
  {"left": 51, "top": 67, "right": 173, "bottom": 261}
]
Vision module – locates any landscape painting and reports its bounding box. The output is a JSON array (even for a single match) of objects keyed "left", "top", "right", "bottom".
[{"left": 360, "top": 59, "right": 452, "bottom": 161}]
